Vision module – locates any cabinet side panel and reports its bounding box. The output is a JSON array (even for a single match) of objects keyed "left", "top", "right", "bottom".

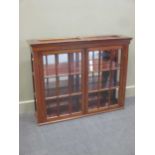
[
  {"left": 31, "top": 52, "right": 36, "bottom": 111},
  {"left": 118, "top": 45, "right": 129, "bottom": 106},
  {"left": 33, "top": 51, "right": 47, "bottom": 123}
]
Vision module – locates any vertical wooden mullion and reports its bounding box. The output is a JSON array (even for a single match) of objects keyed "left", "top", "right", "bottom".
[
  {"left": 114, "top": 49, "right": 118, "bottom": 88},
  {"left": 108, "top": 50, "right": 114, "bottom": 106},
  {"left": 101, "top": 51, "right": 105, "bottom": 105},
  {"left": 45, "top": 55, "right": 49, "bottom": 82},
  {"left": 81, "top": 50, "right": 85, "bottom": 113},
  {"left": 55, "top": 54, "right": 60, "bottom": 116},
  {"left": 100, "top": 51, "right": 104, "bottom": 106},
  {"left": 115, "top": 49, "right": 119, "bottom": 86},
  {"left": 45, "top": 54, "right": 49, "bottom": 97},
  {"left": 111, "top": 50, "right": 118, "bottom": 104},
  {"left": 115, "top": 49, "right": 119, "bottom": 69},
  {"left": 68, "top": 53, "right": 73, "bottom": 114},
  {"left": 82, "top": 49, "right": 88, "bottom": 113},
  {"left": 99, "top": 51, "right": 103, "bottom": 89},
  {"left": 97, "top": 51, "right": 101, "bottom": 108},
  {"left": 92, "top": 51, "right": 95, "bottom": 86},
  {"left": 75, "top": 52, "right": 81, "bottom": 112},
  {"left": 75, "top": 52, "right": 80, "bottom": 92}
]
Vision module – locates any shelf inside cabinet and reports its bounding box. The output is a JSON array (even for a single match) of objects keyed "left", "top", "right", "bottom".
[
  {"left": 43, "top": 61, "right": 81, "bottom": 77},
  {"left": 88, "top": 59, "right": 120, "bottom": 73},
  {"left": 45, "top": 92, "right": 82, "bottom": 100},
  {"left": 88, "top": 85, "right": 119, "bottom": 94},
  {"left": 44, "top": 77, "right": 82, "bottom": 97},
  {"left": 43, "top": 60, "right": 119, "bottom": 78}
]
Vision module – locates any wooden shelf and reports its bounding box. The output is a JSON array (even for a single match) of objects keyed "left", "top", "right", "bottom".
[
  {"left": 44, "top": 80, "right": 119, "bottom": 100},
  {"left": 88, "top": 86, "right": 119, "bottom": 94},
  {"left": 44, "top": 61, "right": 81, "bottom": 77},
  {"left": 45, "top": 92, "right": 82, "bottom": 100},
  {"left": 44, "top": 72, "right": 81, "bottom": 78},
  {"left": 43, "top": 60, "right": 119, "bottom": 78},
  {"left": 88, "top": 59, "right": 120, "bottom": 72}
]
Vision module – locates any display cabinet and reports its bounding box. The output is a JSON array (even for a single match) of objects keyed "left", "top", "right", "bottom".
[{"left": 29, "top": 35, "right": 132, "bottom": 125}]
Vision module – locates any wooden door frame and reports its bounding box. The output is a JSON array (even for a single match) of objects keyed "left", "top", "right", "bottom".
[
  {"left": 85, "top": 45, "right": 126, "bottom": 113},
  {"left": 37, "top": 49, "right": 85, "bottom": 123}
]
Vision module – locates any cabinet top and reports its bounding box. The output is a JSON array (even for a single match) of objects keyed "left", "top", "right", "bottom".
[{"left": 28, "top": 35, "right": 132, "bottom": 46}]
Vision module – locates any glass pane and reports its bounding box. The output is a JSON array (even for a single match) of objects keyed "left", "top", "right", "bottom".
[
  {"left": 42, "top": 51, "right": 82, "bottom": 117},
  {"left": 58, "top": 54, "right": 68, "bottom": 75},
  {"left": 71, "top": 52, "right": 82, "bottom": 74},
  {"left": 43, "top": 55, "right": 55, "bottom": 77},
  {"left": 98, "top": 88, "right": 119, "bottom": 107},
  {"left": 69, "top": 74, "right": 82, "bottom": 93},
  {"left": 88, "top": 49, "right": 121, "bottom": 90},
  {"left": 88, "top": 72, "right": 99, "bottom": 90},
  {"left": 59, "top": 76, "right": 68, "bottom": 95},
  {"left": 100, "top": 64, "right": 120, "bottom": 89},
  {"left": 59, "top": 98, "right": 69, "bottom": 115},
  {"left": 88, "top": 51, "right": 99, "bottom": 73},
  {"left": 110, "top": 88, "right": 119, "bottom": 105},
  {"left": 44, "top": 77, "right": 56, "bottom": 97},
  {"left": 88, "top": 92, "right": 98, "bottom": 109},
  {"left": 46, "top": 99, "right": 58, "bottom": 117},
  {"left": 100, "top": 70, "right": 119, "bottom": 88},
  {"left": 101, "top": 49, "right": 121, "bottom": 71},
  {"left": 71, "top": 95, "right": 82, "bottom": 113},
  {"left": 88, "top": 51, "right": 99, "bottom": 91},
  {"left": 88, "top": 48, "right": 121, "bottom": 110},
  {"left": 99, "top": 91, "right": 109, "bottom": 107}
]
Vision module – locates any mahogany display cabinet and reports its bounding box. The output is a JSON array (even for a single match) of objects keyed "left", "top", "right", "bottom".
[{"left": 29, "top": 35, "right": 132, "bottom": 125}]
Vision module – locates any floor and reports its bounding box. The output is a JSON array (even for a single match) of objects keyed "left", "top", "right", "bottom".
[{"left": 19, "top": 97, "right": 135, "bottom": 155}]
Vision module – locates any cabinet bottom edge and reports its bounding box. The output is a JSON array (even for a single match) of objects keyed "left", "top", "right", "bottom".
[{"left": 38, "top": 105, "right": 124, "bottom": 126}]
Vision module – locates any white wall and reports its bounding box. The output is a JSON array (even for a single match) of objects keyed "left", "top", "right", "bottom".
[{"left": 19, "top": 0, "right": 135, "bottom": 101}]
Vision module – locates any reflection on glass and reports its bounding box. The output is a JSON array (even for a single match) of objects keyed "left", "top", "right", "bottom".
[
  {"left": 89, "top": 51, "right": 99, "bottom": 73},
  {"left": 59, "top": 76, "right": 68, "bottom": 95},
  {"left": 59, "top": 98, "right": 69, "bottom": 115},
  {"left": 88, "top": 49, "right": 121, "bottom": 110},
  {"left": 88, "top": 72, "right": 98, "bottom": 90},
  {"left": 58, "top": 54, "right": 68, "bottom": 75},
  {"left": 69, "top": 75, "right": 82, "bottom": 93},
  {"left": 88, "top": 49, "right": 121, "bottom": 91},
  {"left": 88, "top": 92, "right": 98, "bottom": 109},
  {"left": 71, "top": 95, "right": 82, "bottom": 113},
  {"left": 44, "top": 78, "right": 56, "bottom": 97},
  {"left": 88, "top": 89, "right": 119, "bottom": 110},
  {"left": 46, "top": 99, "right": 58, "bottom": 117}
]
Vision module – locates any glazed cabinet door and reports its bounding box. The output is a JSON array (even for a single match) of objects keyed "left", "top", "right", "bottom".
[
  {"left": 41, "top": 50, "right": 84, "bottom": 120},
  {"left": 86, "top": 47, "right": 123, "bottom": 112}
]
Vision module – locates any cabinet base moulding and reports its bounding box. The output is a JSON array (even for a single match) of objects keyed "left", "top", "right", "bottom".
[{"left": 38, "top": 105, "right": 124, "bottom": 125}]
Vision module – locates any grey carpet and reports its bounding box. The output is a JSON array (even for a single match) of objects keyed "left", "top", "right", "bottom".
[{"left": 19, "top": 97, "right": 135, "bottom": 155}]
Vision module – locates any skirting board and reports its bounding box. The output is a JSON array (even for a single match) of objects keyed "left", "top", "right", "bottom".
[{"left": 19, "top": 85, "right": 135, "bottom": 114}]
